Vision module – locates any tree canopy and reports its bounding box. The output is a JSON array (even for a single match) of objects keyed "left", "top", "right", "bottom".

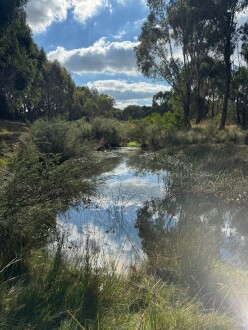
[{"left": 136, "top": 0, "right": 248, "bottom": 128}]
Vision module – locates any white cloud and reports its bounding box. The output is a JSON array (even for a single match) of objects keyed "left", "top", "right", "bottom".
[
  {"left": 26, "top": 0, "right": 148, "bottom": 33},
  {"left": 87, "top": 79, "right": 170, "bottom": 99},
  {"left": 48, "top": 38, "right": 139, "bottom": 75},
  {"left": 26, "top": 0, "right": 112, "bottom": 33},
  {"left": 237, "top": 8, "right": 248, "bottom": 19},
  {"left": 113, "top": 30, "right": 127, "bottom": 40},
  {"left": 115, "top": 100, "right": 151, "bottom": 109},
  {"left": 87, "top": 79, "right": 171, "bottom": 108},
  {"left": 71, "top": 0, "right": 111, "bottom": 23},
  {"left": 116, "top": 0, "right": 147, "bottom": 5},
  {"left": 114, "top": 100, "right": 145, "bottom": 109},
  {"left": 26, "top": 0, "right": 70, "bottom": 33}
]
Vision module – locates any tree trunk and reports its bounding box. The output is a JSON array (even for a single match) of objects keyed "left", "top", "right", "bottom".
[
  {"left": 211, "top": 92, "right": 215, "bottom": 118},
  {"left": 219, "top": 29, "right": 232, "bottom": 130},
  {"left": 183, "top": 103, "right": 190, "bottom": 128},
  {"left": 205, "top": 97, "right": 210, "bottom": 117},
  {"left": 242, "top": 105, "right": 246, "bottom": 128},
  {"left": 196, "top": 94, "right": 202, "bottom": 124},
  {"left": 219, "top": 69, "right": 231, "bottom": 129},
  {"left": 195, "top": 54, "right": 202, "bottom": 124},
  {"left": 0, "top": 92, "right": 8, "bottom": 120},
  {"left": 184, "top": 86, "right": 191, "bottom": 128},
  {"left": 236, "top": 97, "right": 241, "bottom": 125}
]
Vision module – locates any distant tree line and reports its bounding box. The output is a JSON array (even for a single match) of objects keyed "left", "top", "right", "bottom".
[
  {"left": 3, "top": 0, "right": 248, "bottom": 130},
  {"left": 0, "top": 0, "right": 118, "bottom": 122},
  {"left": 0, "top": 0, "right": 173, "bottom": 125}
]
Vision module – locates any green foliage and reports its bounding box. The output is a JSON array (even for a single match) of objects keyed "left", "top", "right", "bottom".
[
  {"left": 31, "top": 119, "right": 93, "bottom": 162},
  {"left": 91, "top": 117, "right": 123, "bottom": 148},
  {"left": 121, "top": 105, "right": 147, "bottom": 120},
  {"left": 70, "top": 87, "right": 116, "bottom": 121},
  {"left": 0, "top": 119, "right": 99, "bottom": 272},
  {"left": 39, "top": 61, "right": 76, "bottom": 119},
  {"left": 0, "top": 0, "right": 27, "bottom": 30},
  {"left": 127, "top": 141, "right": 139, "bottom": 147},
  {"left": 135, "top": 0, "right": 248, "bottom": 128},
  {"left": 0, "top": 252, "right": 239, "bottom": 329},
  {"left": 0, "top": 11, "right": 39, "bottom": 120},
  {"left": 163, "top": 109, "right": 184, "bottom": 129},
  {"left": 132, "top": 110, "right": 184, "bottom": 149}
]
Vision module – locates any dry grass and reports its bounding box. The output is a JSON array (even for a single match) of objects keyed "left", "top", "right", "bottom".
[{"left": 0, "top": 121, "right": 29, "bottom": 168}]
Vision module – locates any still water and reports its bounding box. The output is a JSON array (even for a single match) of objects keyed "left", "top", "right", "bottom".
[{"left": 57, "top": 148, "right": 248, "bottom": 270}]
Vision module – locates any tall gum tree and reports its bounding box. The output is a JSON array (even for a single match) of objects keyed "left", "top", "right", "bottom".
[
  {"left": 0, "top": 10, "right": 38, "bottom": 120},
  {"left": 135, "top": 0, "right": 215, "bottom": 128},
  {"left": 212, "top": 0, "right": 248, "bottom": 129},
  {"left": 0, "top": 0, "right": 28, "bottom": 30},
  {"left": 135, "top": 1, "right": 195, "bottom": 128}
]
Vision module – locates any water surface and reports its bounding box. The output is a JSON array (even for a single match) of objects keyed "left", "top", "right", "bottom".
[{"left": 57, "top": 148, "right": 248, "bottom": 270}]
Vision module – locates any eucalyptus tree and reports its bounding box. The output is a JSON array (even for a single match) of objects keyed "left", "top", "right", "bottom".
[
  {"left": 0, "top": 10, "right": 38, "bottom": 120},
  {"left": 136, "top": 1, "right": 191, "bottom": 127},
  {"left": 135, "top": 0, "right": 215, "bottom": 127},
  {"left": 206, "top": 58, "right": 226, "bottom": 118},
  {"left": 187, "top": 1, "right": 216, "bottom": 123},
  {"left": 96, "top": 94, "right": 115, "bottom": 117},
  {"left": 212, "top": 0, "right": 248, "bottom": 129},
  {"left": 39, "top": 61, "right": 76, "bottom": 119},
  {"left": 239, "top": 21, "right": 248, "bottom": 64},
  {"left": 152, "top": 90, "right": 172, "bottom": 114},
  {"left": 231, "top": 66, "right": 248, "bottom": 127},
  {"left": 23, "top": 48, "right": 47, "bottom": 122},
  {"left": 0, "top": 0, "right": 28, "bottom": 30}
]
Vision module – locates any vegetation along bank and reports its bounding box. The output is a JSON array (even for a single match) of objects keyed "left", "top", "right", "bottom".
[{"left": 2, "top": 0, "right": 248, "bottom": 329}]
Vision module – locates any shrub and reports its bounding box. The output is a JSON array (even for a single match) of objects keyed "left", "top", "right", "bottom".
[
  {"left": 0, "top": 119, "right": 99, "bottom": 274},
  {"left": 127, "top": 141, "right": 139, "bottom": 147},
  {"left": 31, "top": 118, "right": 93, "bottom": 162},
  {"left": 91, "top": 117, "right": 122, "bottom": 148}
]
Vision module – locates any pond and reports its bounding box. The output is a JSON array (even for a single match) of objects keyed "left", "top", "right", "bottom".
[{"left": 56, "top": 148, "right": 248, "bottom": 271}]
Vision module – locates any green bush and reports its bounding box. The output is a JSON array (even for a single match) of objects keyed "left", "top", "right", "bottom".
[
  {"left": 91, "top": 117, "right": 123, "bottom": 148},
  {"left": 31, "top": 118, "right": 92, "bottom": 162},
  {"left": 127, "top": 141, "right": 139, "bottom": 147},
  {"left": 0, "top": 119, "right": 99, "bottom": 274}
]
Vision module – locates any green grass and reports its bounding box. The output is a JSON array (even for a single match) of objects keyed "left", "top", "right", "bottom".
[
  {"left": 164, "top": 123, "right": 247, "bottom": 147},
  {"left": 157, "top": 141, "right": 248, "bottom": 203},
  {"left": 0, "top": 120, "right": 29, "bottom": 134},
  {"left": 1, "top": 119, "right": 248, "bottom": 329},
  {"left": 0, "top": 120, "right": 29, "bottom": 169},
  {"left": 127, "top": 141, "right": 139, "bottom": 148},
  {"left": 0, "top": 250, "right": 240, "bottom": 329}
]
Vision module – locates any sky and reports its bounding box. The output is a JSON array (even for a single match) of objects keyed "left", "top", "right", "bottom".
[{"left": 25, "top": 0, "right": 170, "bottom": 109}]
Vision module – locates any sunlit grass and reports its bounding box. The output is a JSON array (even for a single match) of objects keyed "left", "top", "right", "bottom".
[
  {"left": 0, "top": 250, "right": 240, "bottom": 329},
  {"left": 127, "top": 141, "right": 139, "bottom": 148}
]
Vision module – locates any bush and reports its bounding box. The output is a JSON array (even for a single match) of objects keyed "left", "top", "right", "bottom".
[
  {"left": 127, "top": 141, "right": 139, "bottom": 147},
  {"left": 31, "top": 118, "right": 92, "bottom": 162},
  {"left": 91, "top": 117, "right": 123, "bottom": 148},
  {"left": 0, "top": 119, "right": 99, "bottom": 274}
]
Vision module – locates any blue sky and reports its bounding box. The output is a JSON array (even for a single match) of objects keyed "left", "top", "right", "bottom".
[{"left": 25, "top": 0, "right": 170, "bottom": 109}]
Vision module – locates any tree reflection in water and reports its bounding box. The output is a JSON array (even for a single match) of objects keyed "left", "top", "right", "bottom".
[{"left": 135, "top": 190, "right": 248, "bottom": 307}]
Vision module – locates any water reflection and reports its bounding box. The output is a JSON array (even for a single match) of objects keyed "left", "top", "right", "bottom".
[
  {"left": 56, "top": 149, "right": 169, "bottom": 270},
  {"left": 56, "top": 148, "right": 248, "bottom": 270}
]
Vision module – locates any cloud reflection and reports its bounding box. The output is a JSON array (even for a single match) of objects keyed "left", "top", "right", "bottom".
[{"left": 56, "top": 154, "right": 168, "bottom": 269}]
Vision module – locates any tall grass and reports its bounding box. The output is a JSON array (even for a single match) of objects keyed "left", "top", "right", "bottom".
[
  {"left": 1, "top": 118, "right": 248, "bottom": 329},
  {"left": 133, "top": 119, "right": 248, "bottom": 150},
  {"left": 0, "top": 249, "right": 240, "bottom": 329}
]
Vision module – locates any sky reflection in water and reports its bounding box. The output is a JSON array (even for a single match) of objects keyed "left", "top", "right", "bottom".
[
  {"left": 57, "top": 149, "right": 248, "bottom": 271},
  {"left": 58, "top": 150, "right": 169, "bottom": 270}
]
